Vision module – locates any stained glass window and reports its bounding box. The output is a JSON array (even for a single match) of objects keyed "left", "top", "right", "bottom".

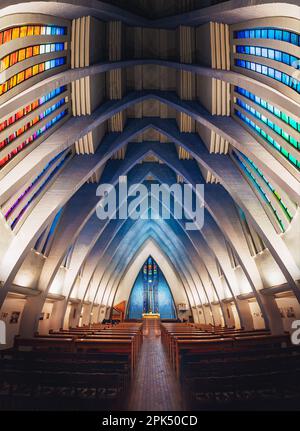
[{"left": 0, "top": 25, "right": 67, "bottom": 46}]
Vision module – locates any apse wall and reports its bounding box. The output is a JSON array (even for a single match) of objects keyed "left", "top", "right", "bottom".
[{"left": 0, "top": 1, "right": 299, "bottom": 348}]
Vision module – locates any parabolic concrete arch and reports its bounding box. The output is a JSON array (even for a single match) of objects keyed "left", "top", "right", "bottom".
[{"left": 112, "top": 239, "right": 190, "bottom": 316}]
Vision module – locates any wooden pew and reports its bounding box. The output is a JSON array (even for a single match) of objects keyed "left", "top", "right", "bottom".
[{"left": 74, "top": 338, "right": 135, "bottom": 374}]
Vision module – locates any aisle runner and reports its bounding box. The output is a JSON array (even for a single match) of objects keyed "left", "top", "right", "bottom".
[{"left": 127, "top": 318, "right": 184, "bottom": 411}]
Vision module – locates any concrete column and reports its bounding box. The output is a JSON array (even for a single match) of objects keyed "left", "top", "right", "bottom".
[
  {"left": 223, "top": 302, "right": 236, "bottom": 328},
  {"left": 50, "top": 299, "right": 67, "bottom": 331},
  {"left": 203, "top": 305, "right": 214, "bottom": 325},
  {"left": 236, "top": 298, "right": 254, "bottom": 330},
  {"left": 19, "top": 294, "right": 46, "bottom": 338},
  {"left": 97, "top": 305, "right": 107, "bottom": 323},
  {"left": 68, "top": 302, "right": 82, "bottom": 328},
  {"left": 104, "top": 306, "right": 111, "bottom": 321},
  {"left": 91, "top": 305, "right": 100, "bottom": 323},
  {"left": 219, "top": 301, "right": 232, "bottom": 327},
  {"left": 211, "top": 303, "right": 223, "bottom": 326},
  {"left": 259, "top": 294, "right": 285, "bottom": 335},
  {"left": 82, "top": 303, "right": 93, "bottom": 326}
]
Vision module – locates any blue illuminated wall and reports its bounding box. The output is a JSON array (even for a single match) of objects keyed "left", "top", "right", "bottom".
[{"left": 126, "top": 257, "right": 177, "bottom": 319}]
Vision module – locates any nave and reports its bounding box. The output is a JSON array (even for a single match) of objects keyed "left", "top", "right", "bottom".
[{"left": 0, "top": 0, "right": 300, "bottom": 414}]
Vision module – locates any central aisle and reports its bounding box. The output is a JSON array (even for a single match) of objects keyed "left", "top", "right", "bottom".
[{"left": 127, "top": 319, "right": 185, "bottom": 411}]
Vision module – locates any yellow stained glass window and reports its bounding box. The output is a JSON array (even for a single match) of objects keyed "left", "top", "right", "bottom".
[
  {"left": 12, "top": 28, "right": 20, "bottom": 39},
  {"left": 33, "top": 46, "right": 40, "bottom": 56},
  {"left": 32, "top": 65, "right": 39, "bottom": 75},
  {"left": 1, "top": 56, "right": 9, "bottom": 71},
  {"left": 20, "top": 26, "right": 27, "bottom": 38},
  {"left": 9, "top": 75, "right": 17, "bottom": 88},
  {"left": 18, "top": 49, "right": 26, "bottom": 62},
  {"left": 17, "top": 71, "right": 25, "bottom": 84}
]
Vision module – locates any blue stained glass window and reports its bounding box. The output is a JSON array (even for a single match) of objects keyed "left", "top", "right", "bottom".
[
  {"left": 235, "top": 45, "right": 299, "bottom": 69},
  {"left": 235, "top": 59, "right": 300, "bottom": 94},
  {"left": 234, "top": 27, "right": 300, "bottom": 47},
  {"left": 233, "top": 152, "right": 286, "bottom": 231},
  {"left": 235, "top": 109, "right": 300, "bottom": 169},
  {"left": 255, "top": 29, "right": 261, "bottom": 38},
  {"left": 9, "top": 150, "right": 70, "bottom": 230}
]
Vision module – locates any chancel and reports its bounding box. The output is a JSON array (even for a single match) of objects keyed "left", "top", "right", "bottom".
[{"left": 0, "top": 0, "right": 300, "bottom": 414}]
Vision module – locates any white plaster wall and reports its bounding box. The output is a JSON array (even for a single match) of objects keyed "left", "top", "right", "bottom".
[
  {"left": 275, "top": 296, "right": 300, "bottom": 333},
  {"left": 37, "top": 301, "right": 54, "bottom": 335},
  {"left": 63, "top": 302, "right": 71, "bottom": 329}
]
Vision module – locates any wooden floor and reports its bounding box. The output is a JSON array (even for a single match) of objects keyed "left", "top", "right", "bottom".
[{"left": 127, "top": 319, "right": 185, "bottom": 411}]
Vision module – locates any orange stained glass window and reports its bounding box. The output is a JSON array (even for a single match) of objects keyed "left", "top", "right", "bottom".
[
  {"left": 23, "top": 106, "right": 30, "bottom": 116},
  {"left": 26, "top": 47, "right": 33, "bottom": 57},
  {"left": 0, "top": 58, "right": 65, "bottom": 97},
  {"left": 10, "top": 52, "right": 18, "bottom": 66},
  {"left": 3, "top": 29, "right": 12, "bottom": 43},
  {"left": 0, "top": 25, "right": 66, "bottom": 47},
  {"left": 27, "top": 26, "right": 34, "bottom": 36},
  {"left": 2, "top": 82, "right": 8, "bottom": 93},
  {"left": 16, "top": 110, "right": 24, "bottom": 120},
  {"left": 34, "top": 26, "right": 41, "bottom": 36},
  {"left": 25, "top": 68, "right": 32, "bottom": 80},
  {"left": 33, "top": 46, "right": 40, "bottom": 56},
  {"left": 32, "top": 101, "right": 39, "bottom": 110}
]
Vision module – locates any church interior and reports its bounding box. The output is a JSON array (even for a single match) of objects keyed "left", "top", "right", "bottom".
[{"left": 0, "top": 0, "right": 300, "bottom": 412}]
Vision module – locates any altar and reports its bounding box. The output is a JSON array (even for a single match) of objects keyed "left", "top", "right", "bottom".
[{"left": 142, "top": 312, "right": 160, "bottom": 319}]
